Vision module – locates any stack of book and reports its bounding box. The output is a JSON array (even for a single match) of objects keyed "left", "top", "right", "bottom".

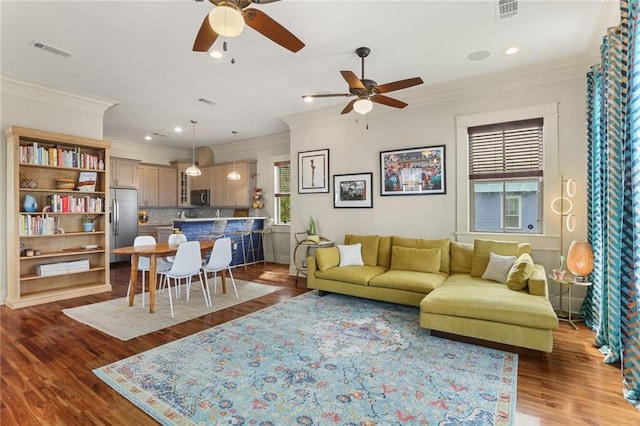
[{"left": 35, "top": 259, "right": 90, "bottom": 276}]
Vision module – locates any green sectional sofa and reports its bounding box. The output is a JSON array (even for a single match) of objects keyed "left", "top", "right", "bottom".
[{"left": 306, "top": 234, "right": 559, "bottom": 352}]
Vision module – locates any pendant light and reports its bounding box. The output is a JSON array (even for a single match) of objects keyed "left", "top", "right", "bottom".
[
  {"left": 227, "top": 130, "right": 241, "bottom": 180},
  {"left": 185, "top": 120, "right": 202, "bottom": 176}
]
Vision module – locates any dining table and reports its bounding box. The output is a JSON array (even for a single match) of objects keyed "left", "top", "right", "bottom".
[{"left": 112, "top": 240, "right": 219, "bottom": 313}]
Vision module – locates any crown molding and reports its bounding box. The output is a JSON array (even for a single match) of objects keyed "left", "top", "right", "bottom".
[{"left": 0, "top": 73, "right": 119, "bottom": 114}]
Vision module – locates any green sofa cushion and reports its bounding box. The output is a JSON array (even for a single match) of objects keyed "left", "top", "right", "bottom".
[
  {"left": 378, "top": 236, "right": 392, "bottom": 267},
  {"left": 315, "top": 265, "right": 387, "bottom": 286},
  {"left": 451, "top": 241, "right": 473, "bottom": 274},
  {"left": 391, "top": 237, "right": 451, "bottom": 274},
  {"left": 369, "top": 270, "right": 448, "bottom": 293},
  {"left": 420, "top": 275, "right": 559, "bottom": 330},
  {"left": 344, "top": 234, "right": 380, "bottom": 266},
  {"left": 391, "top": 246, "right": 441, "bottom": 273},
  {"left": 470, "top": 239, "right": 520, "bottom": 277},
  {"left": 316, "top": 246, "right": 340, "bottom": 272},
  {"left": 507, "top": 253, "right": 534, "bottom": 291}
]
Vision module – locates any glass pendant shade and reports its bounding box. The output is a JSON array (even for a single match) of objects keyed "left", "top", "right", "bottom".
[
  {"left": 353, "top": 98, "right": 373, "bottom": 115},
  {"left": 227, "top": 169, "right": 241, "bottom": 180},
  {"left": 209, "top": 5, "right": 245, "bottom": 37},
  {"left": 566, "top": 240, "right": 594, "bottom": 281},
  {"left": 186, "top": 120, "right": 201, "bottom": 176},
  {"left": 185, "top": 164, "right": 201, "bottom": 176}
]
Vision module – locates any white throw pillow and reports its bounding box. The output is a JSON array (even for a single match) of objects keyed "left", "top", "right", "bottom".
[
  {"left": 338, "top": 243, "right": 364, "bottom": 267},
  {"left": 482, "top": 252, "right": 517, "bottom": 284}
]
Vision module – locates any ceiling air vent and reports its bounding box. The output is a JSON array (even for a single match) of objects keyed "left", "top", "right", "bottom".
[
  {"left": 152, "top": 132, "right": 168, "bottom": 137},
  {"left": 198, "top": 98, "right": 218, "bottom": 106},
  {"left": 496, "top": 0, "right": 518, "bottom": 20},
  {"left": 30, "top": 41, "right": 74, "bottom": 58}
]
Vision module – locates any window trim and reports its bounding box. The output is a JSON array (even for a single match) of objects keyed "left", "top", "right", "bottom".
[
  {"left": 455, "top": 102, "right": 559, "bottom": 249},
  {"left": 273, "top": 159, "right": 291, "bottom": 225}
]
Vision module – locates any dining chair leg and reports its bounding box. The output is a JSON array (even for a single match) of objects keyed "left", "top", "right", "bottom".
[
  {"left": 167, "top": 278, "right": 175, "bottom": 318},
  {"left": 227, "top": 266, "right": 239, "bottom": 298},
  {"left": 198, "top": 271, "right": 210, "bottom": 307},
  {"left": 203, "top": 272, "right": 212, "bottom": 307}
]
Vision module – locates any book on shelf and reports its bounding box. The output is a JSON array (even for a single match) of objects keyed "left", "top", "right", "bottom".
[{"left": 77, "top": 172, "right": 97, "bottom": 192}]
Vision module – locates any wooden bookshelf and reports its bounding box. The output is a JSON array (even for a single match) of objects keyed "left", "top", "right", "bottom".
[{"left": 5, "top": 126, "right": 112, "bottom": 308}]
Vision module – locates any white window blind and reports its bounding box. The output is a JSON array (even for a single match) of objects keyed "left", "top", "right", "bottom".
[{"left": 468, "top": 118, "right": 543, "bottom": 180}]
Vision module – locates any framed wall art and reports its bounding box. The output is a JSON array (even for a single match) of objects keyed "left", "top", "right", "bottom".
[
  {"left": 333, "top": 172, "right": 373, "bottom": 208},
  {"left": 298, "top": 148, "right": 329, "bottom": 193},
  {"left": 380, "top": 145, "right": 446, "bottom": 196}
]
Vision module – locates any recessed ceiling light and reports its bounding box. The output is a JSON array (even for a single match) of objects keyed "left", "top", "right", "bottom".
[
  {"left": 504, "top": 47, "right": 520, "bottom": 55},
  {"left": 467, "top": 50, "right": 491, "bottom": 61},
  {"left": 174, "top": 126, "right": 183, "bottom": 133},
  {"left": 208, "top": 50, "right": 223, "bottom": 59},
  {"left": 303, "top": 96, "right": 314, "bottom": 103},
  {"left": 144, "top": 135, "right": 152, "bottom": 141}
]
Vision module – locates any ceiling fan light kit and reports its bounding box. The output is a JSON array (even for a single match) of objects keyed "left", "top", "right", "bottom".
[
  {"left": 208, "top": 4, "right": 245, "bottom": 37},
  {"left": 353, "top": 98, "right": 373, "bottom": 115}
]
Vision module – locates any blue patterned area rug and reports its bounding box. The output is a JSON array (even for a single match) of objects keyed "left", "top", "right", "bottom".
[{"left": 94, "top": 291, "right": 517, "bottom": 425}]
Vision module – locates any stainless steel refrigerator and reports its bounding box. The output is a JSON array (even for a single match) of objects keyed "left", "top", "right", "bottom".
[{"left": 109, "top": 187, "right": 139, "bottom": 263}]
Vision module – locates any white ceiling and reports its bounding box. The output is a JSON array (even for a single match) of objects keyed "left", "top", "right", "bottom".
[{"left": 1, "top": 0, "right": 618, "bottom": 149}]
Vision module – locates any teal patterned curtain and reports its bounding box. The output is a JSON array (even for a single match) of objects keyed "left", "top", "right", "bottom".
[{"left": 582, "top": 0, "right": 640, "bottom": 408}]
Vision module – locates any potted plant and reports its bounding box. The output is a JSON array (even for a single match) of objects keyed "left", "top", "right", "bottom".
[
  {"left": 305, "top": 216, "right": 319, "bottom": 243},
  {"left": 81, "top": 215, "right": 97, "bottom": 232}
]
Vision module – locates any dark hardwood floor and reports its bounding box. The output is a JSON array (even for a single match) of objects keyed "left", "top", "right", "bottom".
[{"left": 1, "top": 263, "right": 638, "bottom": 425}]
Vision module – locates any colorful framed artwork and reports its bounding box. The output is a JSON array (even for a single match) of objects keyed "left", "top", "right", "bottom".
[
  {"left": 333, "top": 172, "right": 373, "bottom": 208},
  {"left": 380, "top": 145, "right": 446, "bottom": 196},
  {"left": 298, "top": 149, "right": 329, "bottom": 193}
]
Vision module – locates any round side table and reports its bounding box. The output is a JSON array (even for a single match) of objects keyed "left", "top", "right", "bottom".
[{"left": 548, "top": 274, "right": 592, "bottom": 330}]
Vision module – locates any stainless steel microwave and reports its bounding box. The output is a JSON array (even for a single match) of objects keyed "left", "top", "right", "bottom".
[{"left": 191, "top": 189, "right": 210, "bottom": 206}]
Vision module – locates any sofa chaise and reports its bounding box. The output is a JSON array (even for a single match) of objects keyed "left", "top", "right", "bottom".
[{"left": 306, "top": 234, "right": 559, "bottom": 352}]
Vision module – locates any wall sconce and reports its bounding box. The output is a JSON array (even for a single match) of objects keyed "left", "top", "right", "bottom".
[{"left": 566, "top": 241, "right": 594, "bottom": 282}]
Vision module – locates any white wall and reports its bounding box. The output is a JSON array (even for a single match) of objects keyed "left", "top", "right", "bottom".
[
  {"left": 0, "top": 74, "right": 116, "bottom": 304},
  {"left": 285, "top": 60, "right": 592, "bottom": 313}
]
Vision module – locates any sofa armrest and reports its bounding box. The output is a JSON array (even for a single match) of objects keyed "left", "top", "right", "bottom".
[
  {"left": 306, "top": 256, "right": 317, "bottom": 286},
  {"left": 528, "top": 264, "right": 549, "bottom": 297}
]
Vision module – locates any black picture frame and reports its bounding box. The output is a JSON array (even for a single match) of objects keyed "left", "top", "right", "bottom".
[
  {"left": 298, "top": 149, "right": 329, "bottom": 193},
  {"left": 380, "top": 145, "right": 446, "bottom": 196},
  {"left": 333, "top": 172, "right": 373, "bottom": 208}
]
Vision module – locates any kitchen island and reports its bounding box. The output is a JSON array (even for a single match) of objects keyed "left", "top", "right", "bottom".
[{"left": 172, "top": 217, "right": 266, "bottom": 267}]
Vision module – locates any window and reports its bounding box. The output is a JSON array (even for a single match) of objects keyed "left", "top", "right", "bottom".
[
  {"left": 468, "top": 118, "right": 543, "bottom": 234},
  {"left": 274, "top": 160, "right": 290, "bottom": 224}
]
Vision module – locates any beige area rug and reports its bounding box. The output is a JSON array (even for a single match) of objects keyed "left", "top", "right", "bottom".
[{"left": 63, "top": 280, "right": 282, "bottom": 341}]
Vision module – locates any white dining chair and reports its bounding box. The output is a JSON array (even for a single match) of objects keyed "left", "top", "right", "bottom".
[
  {"left": 158, "top": 241, "right": 209, "bottom": 318},
  {"left": 202, "top": 237, "right": 239, "bottom": 301},
  {"left": 127, "top": 235, "right": 172, "bottom": 307}
]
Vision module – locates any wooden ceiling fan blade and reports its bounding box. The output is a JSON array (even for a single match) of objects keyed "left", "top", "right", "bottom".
[
  {"left": 341, "top": 99, "right": 356, "bottom": 114},
  {"left": 244, "top": 8, "right": 305, "bottom": 52},
  {"left": 301, "top": 93, "right": 353, "bottom": 99},
  {"left": 372, "top": 95, "right": 408, "bottom": 109},
  {"left": 376, "top": 77, "right": 424, "bottom": 94},
  {"left": 340, "top": 71, "right": 365, "bottom": 90},
  {"left": 193, "top": 15, "right": 219, "bottom": 52}
]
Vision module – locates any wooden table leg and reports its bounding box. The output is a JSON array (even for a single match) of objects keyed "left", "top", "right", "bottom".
[
  {"left": 221, "top": 269, "right": 227, "bottom": 294},
  {"left": 128, "top": 254, "right": 139, "bottom": 307},
  {"left": 148, "top": 254, "right": 157, "bottom": 313}
]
